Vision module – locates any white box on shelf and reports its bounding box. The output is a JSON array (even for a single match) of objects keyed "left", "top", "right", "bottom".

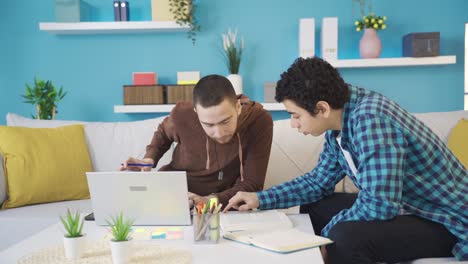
[
  {"left": 177, "top": 71, "right": 200, "bottom": 85},
  {"left": 299, "top": 18, "right": 315, "bottom": 58},
  {"left": 321, "top": 17, "right": 338, "bottom": 61}
]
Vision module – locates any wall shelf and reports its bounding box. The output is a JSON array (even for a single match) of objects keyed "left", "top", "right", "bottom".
[
  {"left": 39, "top": 21, "right": 189, "bottom": 34},
  {"left": 328, "top": 56, "right": 456, "bottom": 68},
  {"left": 114, "top": 103, "right": 286, "bottom": 113}
]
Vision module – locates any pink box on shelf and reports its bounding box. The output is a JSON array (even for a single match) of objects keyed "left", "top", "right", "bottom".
[{"left": 133, "top": 72, "right": 157, "bottom": 85}]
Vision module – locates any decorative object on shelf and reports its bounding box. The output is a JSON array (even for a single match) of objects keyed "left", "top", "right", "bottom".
[
  {"left": 123, "top": 85, "right": 164, "bottom": 105},
  {"left": 169, "top": 0, "right": 201, "bottom": 44},
  {"left": 353, "top": 0, "right": 387, "bottom": 58},
  {"left": 403, "top": 32, "right": 440, "bottom": 57},
  {"left": 119, "top": 1, "right": 129, "bottom": 21},
  {"left": 299, "top": 18, "right": 315, "bottom": 59},
  {"left": 133, "top": 72, "right": 157, "bottom": 85},
  {"left": 60, "top": 209, "right": 86, "bottom": 260},
  {"left": 264, "top": 82, "right": 277, "bottom": 103},
  {"left": 166, "top": 85, "right": 195, "bottom": 103},
  {"left": 55, "top": 0, "right": 81, "bottom": 22},
  {"left": 113, "top": 1, "right": 121, "bottom": 21},
  {"left": 107, "top": 212, "right": 134, "bottom": 264},
  {"left": 321, "top": 17, "right": 338, "bottom": 61},
  {"left": 21, "top": 77, "right": 67, "bottom": 120},
  {"left": 359, "top": 28, "right": 382, "bottom": 58},
  {"left": 177, "top": 71, "right": 200, "bottom": 85},
  {"left": 222, "top": 28, "right": 244, "bottom": 95}
]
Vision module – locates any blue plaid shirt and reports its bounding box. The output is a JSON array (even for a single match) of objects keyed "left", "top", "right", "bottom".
[{"left": 257, "top": 86, "right": 468, "bottom": 260}]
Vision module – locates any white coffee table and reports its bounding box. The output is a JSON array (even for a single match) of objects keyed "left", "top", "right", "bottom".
[{"left": 0, "top": 214, "right": 324, "bottom": 264}]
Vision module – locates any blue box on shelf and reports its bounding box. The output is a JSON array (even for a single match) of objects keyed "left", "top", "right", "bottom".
[{"left": 55, "top": 0, "right": 81, "bottom": 22}]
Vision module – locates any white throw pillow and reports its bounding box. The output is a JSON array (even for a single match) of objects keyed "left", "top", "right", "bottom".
[{"left": 6, "top": 113, "right": 173, "bottom": 172}]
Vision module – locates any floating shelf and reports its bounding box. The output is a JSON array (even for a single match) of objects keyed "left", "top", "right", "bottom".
[
  {"left": 114, "top": 103, "right": 286, "bottom": 113},
  {"left": 328, "top": 56, "right": 456, "bottom": 68},
  {"left": 39, "top": 21, "right": 189, "bottom": 34}
]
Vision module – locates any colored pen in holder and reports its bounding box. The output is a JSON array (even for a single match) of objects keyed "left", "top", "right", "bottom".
[{"left": 193, "top": 199, "right": 222, "bottom": 243}]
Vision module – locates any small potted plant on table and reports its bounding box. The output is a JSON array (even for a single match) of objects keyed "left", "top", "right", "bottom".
[
  {"left": 107, "top": 212, "right": 134, "bottom": 264},
  {"left": 60, "top": 209, "right": 86, "bottom": 259}
]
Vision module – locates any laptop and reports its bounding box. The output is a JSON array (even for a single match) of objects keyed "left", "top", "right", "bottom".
[{"left": 86, "top": 171, "right": 191, "bottom": 226}]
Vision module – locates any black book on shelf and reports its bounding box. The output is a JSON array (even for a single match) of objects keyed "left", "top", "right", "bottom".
[
  {"left": 120, "top": 1, "right": 129, "bottom": 21},
  {"left": 113, "top": 1, "right": 121, "bottom": 21}
]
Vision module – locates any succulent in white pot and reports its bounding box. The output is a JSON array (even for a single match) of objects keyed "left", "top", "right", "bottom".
[
  {"left": 60, "top": 209, "right": 86, "bottom": 259},
  {"left": 107, "top": 212, "right": 134, "bottom": 264}
]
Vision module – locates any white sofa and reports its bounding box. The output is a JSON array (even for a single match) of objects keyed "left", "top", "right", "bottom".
[{"left": 1, "top": 110, "right": 467, "bottom": 263}]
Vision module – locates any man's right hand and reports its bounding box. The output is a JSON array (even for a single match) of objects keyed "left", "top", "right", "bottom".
[
  {"left": 120, "top": 157, "right": 154, "bottom": 171},
  {"left": 222, "top": 191, "right": 260, "bottom": 213}
]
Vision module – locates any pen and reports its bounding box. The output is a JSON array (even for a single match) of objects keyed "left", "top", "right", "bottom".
[{"left": 121, "top": 163, "right": 153, "bottom": 167}]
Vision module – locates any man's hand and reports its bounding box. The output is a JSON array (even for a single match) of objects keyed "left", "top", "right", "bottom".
[
  {"left": 120, "top": 157, "right": 154, "bottom": 171},
  {"left": 188, "top": 192, "right": 217, "bottom": 207},
  {"left": 222, "top": 191, "right": 260, "bottom": 213}
]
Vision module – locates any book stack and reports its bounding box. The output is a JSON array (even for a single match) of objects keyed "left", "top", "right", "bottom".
[{"left": 113, "top": 1, "right": 130, "bottom": 21}]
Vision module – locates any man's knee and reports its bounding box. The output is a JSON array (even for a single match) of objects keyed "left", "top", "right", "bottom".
[{"left": 326, "top": 221, "right": 375, "bottom": 264}]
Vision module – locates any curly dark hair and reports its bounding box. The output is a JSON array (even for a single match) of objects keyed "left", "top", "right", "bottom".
[{"left": 275, "top": 57, "right": 350, "bottom": 116}]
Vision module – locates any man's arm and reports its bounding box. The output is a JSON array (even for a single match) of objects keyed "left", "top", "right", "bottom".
[
  {"left": 257, "top": 134, "right": 346, "bottom": 209},
  {"left": 143, "top": 114, "right": 176, "bottom": 168},
  {"left": 321, "top": 114, "right": 405, "bottom": 236},
  {"left": 214, "top": 111, "right": 273, "bottom": 204}
]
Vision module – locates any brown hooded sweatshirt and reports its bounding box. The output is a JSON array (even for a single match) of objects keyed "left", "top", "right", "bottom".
[{"left": 144, "top": 100, "right": 273, "bottom": 205}]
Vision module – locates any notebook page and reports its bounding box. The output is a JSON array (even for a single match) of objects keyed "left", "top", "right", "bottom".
[{"left": 220, "top": 210, "right": 293, "bottom": 232}]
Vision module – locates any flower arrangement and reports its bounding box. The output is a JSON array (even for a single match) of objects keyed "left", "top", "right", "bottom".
[
  {"left": 355, "top": 13, "right": 387, "bottom": 32},
  {"left": 222, "top": 28, "right": 244, "bottom": 74}
]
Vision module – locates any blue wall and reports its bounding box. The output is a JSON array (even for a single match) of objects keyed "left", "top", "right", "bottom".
[{"left": 1, "top": 0, "right": 467, "bottom": 124}]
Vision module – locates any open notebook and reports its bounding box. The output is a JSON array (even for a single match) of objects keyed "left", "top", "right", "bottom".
[{"left": 221, "top": 210, "right": 333, "bottom": 254}]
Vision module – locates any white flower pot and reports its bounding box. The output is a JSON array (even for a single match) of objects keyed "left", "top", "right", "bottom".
[
  {"left": 110, "top": 239, "right": 133, "bottom": 264},
  {"left": 226, "top": 74, "right": 243, "bottom": 95},
  {"left": 63, "top": 235, "right": 86, "bottom": 259}
]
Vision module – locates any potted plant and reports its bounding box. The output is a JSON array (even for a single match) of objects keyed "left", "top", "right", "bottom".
[
  {"left": 221, "top": 28, "right": 245, "bottom": 95},
  {"left": 60, "top": 209, "right": 86, "bottom": 259},
  {"left": 352, "top": 0, "right": 388, "bottom": 58},
  {"left": 107, "top": 212, "right": 134, "bottom": 264},
  {"left": 169, "top": 0, "right": 201, "bottom": 45},
  {"left": 21, "top": 77, "right": 67, "bottom": 120}
]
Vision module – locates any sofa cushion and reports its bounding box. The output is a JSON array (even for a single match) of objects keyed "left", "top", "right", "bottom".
[
  {"left": 265, "top": 119, "right": 330, "bottom": 189},
  {"left": 6, "top": 113, "right": 174, "bottom": 172},
  {"left": 0, "top": 154, "right": 6, "bottom": 205},
  {"left": 447, "top": 118, "right": 468, "bottom": 169},
  {"left": 0, "top": 125, "right": 92, "bottom": 209}
]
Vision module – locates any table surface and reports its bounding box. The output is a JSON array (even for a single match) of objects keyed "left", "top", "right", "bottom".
[{"left": 0, "top": 214, "right": 324, "bottom": 264}]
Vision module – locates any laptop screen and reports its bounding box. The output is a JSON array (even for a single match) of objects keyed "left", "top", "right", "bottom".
[{"left": 86, "top": 171, "right": 191, "bottom": 226}]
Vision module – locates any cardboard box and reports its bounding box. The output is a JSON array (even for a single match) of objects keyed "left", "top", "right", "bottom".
[{"left": 123, "top": 85, "right": 164, "bottom": 105}]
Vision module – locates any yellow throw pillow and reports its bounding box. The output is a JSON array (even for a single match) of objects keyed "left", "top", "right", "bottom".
[
  {"left": 447, "top": 118, "right": 468, "bottom": 169},
  {"left": 0, "top": 124, "right": 92, "bottom": 209}
]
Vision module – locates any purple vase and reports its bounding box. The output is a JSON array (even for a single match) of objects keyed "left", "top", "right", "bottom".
[{"left": 359, "top": 28, "right": 382, "bottom": 58}]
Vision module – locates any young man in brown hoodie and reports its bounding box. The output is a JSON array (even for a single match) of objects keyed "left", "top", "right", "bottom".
[{"left": 121, "top": 74, "right": 273, "bottom": 206}]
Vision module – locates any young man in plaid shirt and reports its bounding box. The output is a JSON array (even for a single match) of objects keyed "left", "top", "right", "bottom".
[{"left": 224, "top": 57, "right": 467, "bottom": 263}]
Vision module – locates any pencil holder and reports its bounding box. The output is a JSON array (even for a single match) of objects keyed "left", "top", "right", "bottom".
[{"left": 193, "top": 213, "right": 220, "bottom": 243}]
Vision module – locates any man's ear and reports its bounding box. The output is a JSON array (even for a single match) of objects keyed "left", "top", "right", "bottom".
[
  {"left": 236, "top": 100, "right": 242, "bottom": 115},
  {"left": 315, "top": 101, "right": 331, "bottom": 118}
]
